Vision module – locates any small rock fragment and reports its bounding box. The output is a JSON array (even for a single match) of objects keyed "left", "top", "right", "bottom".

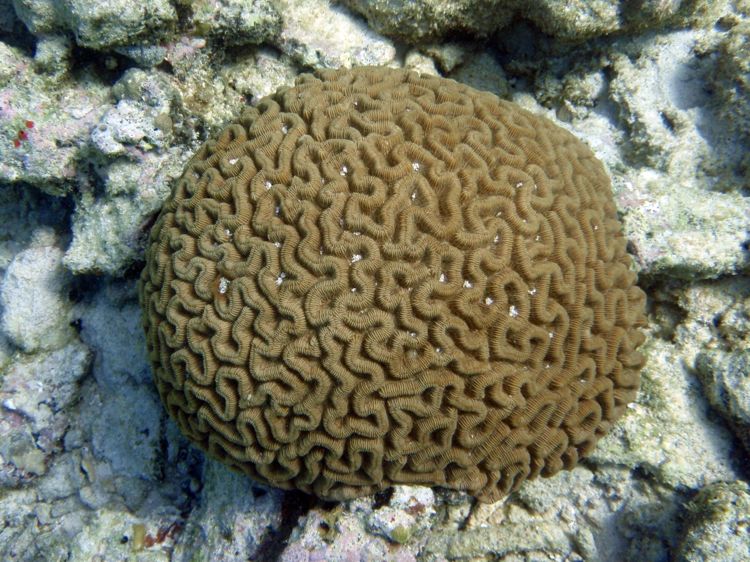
[
  {"left": 0, "top": 234, "right": 74, "bottom": 352},
  {"left": 275, "top": 0, "right": 396, "bottom": 68},
  {"left": 676, "top": 481, "right": 750, "bottom": 562},
  {"left": 191, "top": 0, "right": 281, "bottom": 46}
]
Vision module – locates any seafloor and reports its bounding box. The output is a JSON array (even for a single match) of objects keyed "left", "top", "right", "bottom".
[{"left": 0, "top": 0, "right": 748, "bottom": 560}]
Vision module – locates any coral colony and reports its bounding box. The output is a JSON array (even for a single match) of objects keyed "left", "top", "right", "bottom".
[{"left": 139, "top": 67, "right": 646, "bottom": 501}]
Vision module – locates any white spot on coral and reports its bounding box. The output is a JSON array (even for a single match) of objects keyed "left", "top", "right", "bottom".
[
  {"left": 275, "top": 272, "right": 286, "bottom": 286},
  {"left": 593, "top": 224, "right": 599, "bottom": 231},
  {"left": 274, "top": 206, "right": 280, "bottom": 216},
  {"left": 351, "top": 253, "right": 362, "bottom": 263},
  {"left": 340, "top": 165, "right": 348, "bottom": 176},
  {"left": 484, "top": 296, "right": 494, "bottom": 305},
  {"left": 274, "top": 241, "right": 281, "bottom": 248},
  {"left": 281, "top": 125, "right": 288, "bottom": 134},
  {"left": 463, "top": 280, "right": 473, "bottom": 288},
  {"left": 435, "top": 347, "right": 443, "bottom": 354},
  {"left": 228, "top": 157, "right": 238, "bottom": 165},
  {"left": 515, "top": 181, "right": 523, "bottom": 188},
  {"left": 549, "top": 331, "right": 555, "bottom": 339},
  {"left": 410, "top": 191, "right": 416, "bottom": 201},
  {"left": 509, "top": 305, "right": 518, "bottom": 317},
  {"left": 412, "top": 162, "right": 420, "bottom": 172},
  {"left": 528, "top": 286, "right": 537, "bottom": 296},
  {"left": 439, "top": 273, "right": 447, "bottom": 283},
  {"left": 408, "top": 331, "right": 417, "bottom": 338},
  {"left": 218, "top": 277, "right": 230, "bottom": 294},
  {"left": 493, "top": 235, "right": 500, "bottom": 244},
  {"left": 264, "top": 180, "right": 272, "bottom": 190},
  {"left": 535, "top": 235, "right": 541, "bottom": 242},
  {"left": 225, "top": 229, "right": 232, "bottom": 239}
]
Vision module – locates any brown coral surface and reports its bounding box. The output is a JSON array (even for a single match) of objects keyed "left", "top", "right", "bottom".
[{"left": 139, "top": 67, "right": 647, "bottom": 501}]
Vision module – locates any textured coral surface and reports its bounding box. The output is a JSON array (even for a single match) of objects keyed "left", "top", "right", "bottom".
[{"left": 139, "top": 67, "right": 647, "bottom": 501}]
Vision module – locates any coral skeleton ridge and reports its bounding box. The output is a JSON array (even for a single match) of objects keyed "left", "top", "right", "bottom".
[{"left": 139, "top": 66, "right": 647, "bottom": 501}]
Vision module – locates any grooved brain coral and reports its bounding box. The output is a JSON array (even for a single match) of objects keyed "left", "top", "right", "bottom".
[{"left": 139, "top": 67, "right": 647, "bottom": 502}]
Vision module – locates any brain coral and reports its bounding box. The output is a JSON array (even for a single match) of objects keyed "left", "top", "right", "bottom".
[{"left": 139, "top": 66, "right": 647, "bottom": 502}]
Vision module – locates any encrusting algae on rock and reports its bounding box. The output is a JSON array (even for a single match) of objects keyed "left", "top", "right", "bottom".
[{"left": 138, "top": 66, "right": 647, "bottom": 501}]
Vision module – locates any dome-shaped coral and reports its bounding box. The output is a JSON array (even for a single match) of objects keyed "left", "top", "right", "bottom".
[{"left": 139, "top": 67, "right": 647, "bottom": 501}]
